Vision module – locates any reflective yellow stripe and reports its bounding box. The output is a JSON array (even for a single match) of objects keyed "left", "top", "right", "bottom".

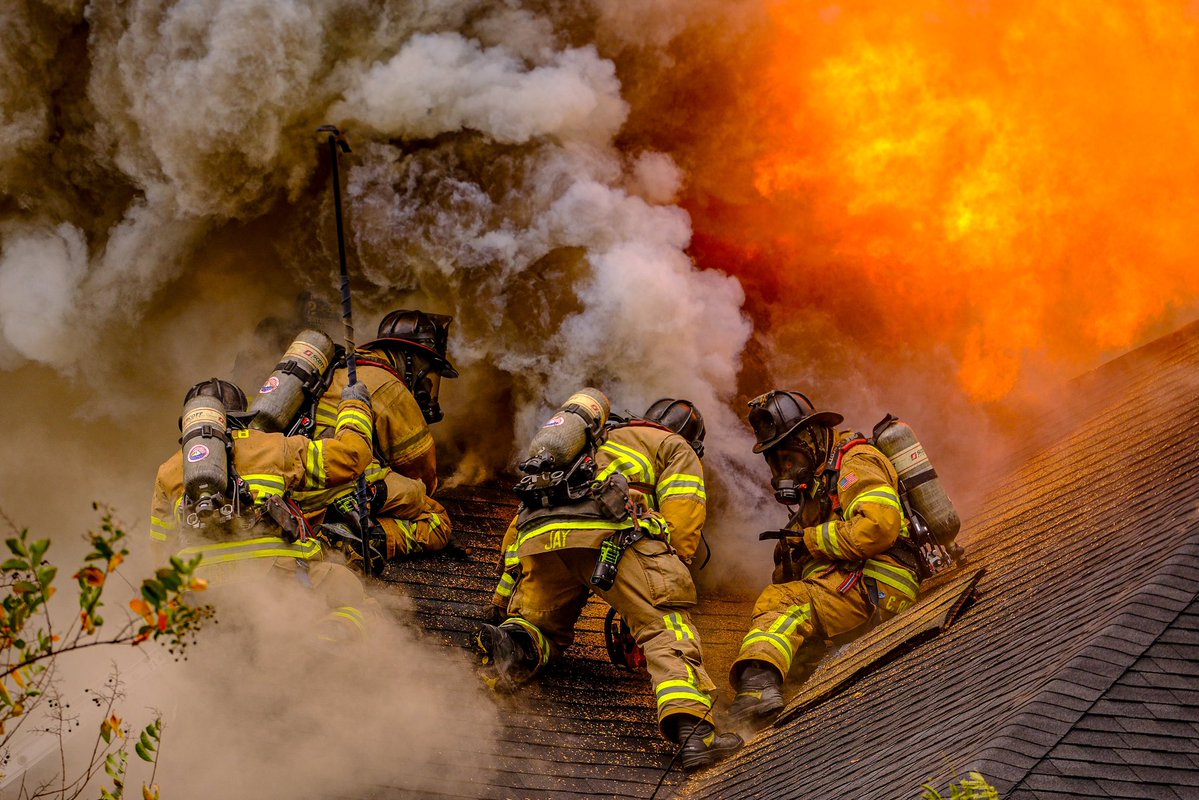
[
  {"left": 767, "top": 604, "right": 811, "bottom": 637},
  {"left": 658, "top": 473, "right": 707, "bottom": 502},
  {"left": 597, "top": 454, "right": 642, "bottom": 482},
  {"left": 175, "top": 536, "right": 321, "bottom": 566},
  {"left": 740, "top": 629, "right": 794, "bottom": 666},
  {"left": 336, "top": 408, "right": 373, "bottom": 437},
  {"left": 503, "top": 542, "right": 520, "bottom": 568},
  {"left": 504, "top": 618, "right": 550, "bottom": 667},
  {"left": 846, "top": 486, "right": 903, "bottom": 517},
  {"left": 394, "top": 519, "right": 419, "bottom": 550},
  {"left": 241, "top": 473, "right": 286, "bottom": 502},
  {"left": 663, "top": 612, "right": 695, "bottom": 641},
  {"left": 496, "top": 572, "right": 516, "bottom": 599},
  {"left": 655, "top": 679, "right": 712, "bottom": 709},
  {"left": 292, "top": 462, "right": 388, "bottom": 511},
  {"left": 150, "top": 516, "right": 173, "bottom": 541},
  {"left": 599, "top": 441, "right": 654, "bottom": 483},
  {"left": 330, "top": 605, "right": 366, "bottom": 634},
  {"left": 516, "top": 519, "right": 630, "bottom": 549},
  {"left": 304, "top": 439, "right": 327, "bottom": 489},
  {"left": 864, "top": 559, "right": 920, "bottom": 600},
  {"left": 639, "top": 515, "right": 671, "bottom": 543},
  {"left": 820, "top": 520, "right": 844, "bottom": 558},
  {"left": 386, "top": 429, "right": 434, "bottom": 463}
]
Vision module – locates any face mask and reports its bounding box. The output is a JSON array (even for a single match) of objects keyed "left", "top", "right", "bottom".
[
  {"left": 764, "top": 445, "right": 816, "bottom": 504},
  {"left": 416, "top": 370, "right": 443, "bottom": 424}
]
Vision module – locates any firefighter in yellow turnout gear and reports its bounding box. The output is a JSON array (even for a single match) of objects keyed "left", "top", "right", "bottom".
[
  {"left": 150, "top": 379, "right": 379, "bottom": 640},
  {"left": 294, "top": 310, "right": 457, "bottom": 568},
  {"left": 479, "top": 395, "right": 741, "bottom": 772},
  {"left": 727, "top": 390, "right": 922, "bottom": 727}
]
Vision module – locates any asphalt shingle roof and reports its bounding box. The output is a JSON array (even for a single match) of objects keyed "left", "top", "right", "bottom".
[{"left": 683, "top": 320, "right": 1199, "bottom": 799}]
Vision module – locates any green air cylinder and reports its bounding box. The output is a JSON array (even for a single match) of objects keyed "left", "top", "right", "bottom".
[
  {"left": 248, "top": 329, "right": 336, "bottom": 432},
  {"left": 873, "top": 416, "right": 961, "bottom": 545},
  {"left": 182, "top": 395, "right": 229, "bottom": 514},
  {"left": 520, "top": 388, "right": 611, "bottom": 474}
]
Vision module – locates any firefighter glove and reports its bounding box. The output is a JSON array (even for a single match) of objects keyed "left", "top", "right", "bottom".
[{"left": 341, "top": 381, "right": 372, "bottom": 407}]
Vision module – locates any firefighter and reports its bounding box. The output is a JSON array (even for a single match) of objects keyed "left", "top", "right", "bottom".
[
  {"left": 477, "top": 394, "right": 742, "bottom": 772},
  {"left": 726, "top": 390, "right": 922, "bottom": 728},
  {"left": 150, "top": 378, "right": 378, "bottom": 640},
  {"left": 295, "top": 309, "right": 457, "bottom": 571}
]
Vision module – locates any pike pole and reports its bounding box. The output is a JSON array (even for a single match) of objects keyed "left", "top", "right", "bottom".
[{"left": 317, "top": 124, "right": 374, "bottom": 573}]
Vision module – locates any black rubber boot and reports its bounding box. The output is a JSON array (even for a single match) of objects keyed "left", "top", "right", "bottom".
[
  {"left": 474, "top": 623, "right": 539, "bottom": 692},
  {"left": 727, "top": 662, "right": 785, "bottom": 727},
  {"left": 674, "top": 718, "right": 744, "bottom": 772}
]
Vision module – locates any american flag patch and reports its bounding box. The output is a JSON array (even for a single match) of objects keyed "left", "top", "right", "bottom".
[{"left": 839, "top": 472, "right": 859, "bottom": 489}]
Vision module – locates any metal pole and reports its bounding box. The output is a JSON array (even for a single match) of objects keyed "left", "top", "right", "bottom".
[{"left": 316, "top": 124, "right": 374, "bottom": 573}]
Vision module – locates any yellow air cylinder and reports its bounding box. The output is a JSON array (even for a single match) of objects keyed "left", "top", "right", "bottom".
[{"left": 248, "top": 330, "right": 336, "bottom": 432}]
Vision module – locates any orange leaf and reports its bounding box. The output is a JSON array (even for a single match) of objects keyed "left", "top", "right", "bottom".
[
  {"left": 76, "top": 566, "right": 105, "bottom": 587},
  {"left": 156, "top": 611, "right": 168, "bottom": 632},
  {"left": 108, "top": 553, "right": 124, "bottom": 571},
  {"left": 189, "top": 577, "right": 209, "bottom": 592}
]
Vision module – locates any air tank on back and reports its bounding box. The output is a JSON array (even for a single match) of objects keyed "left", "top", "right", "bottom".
[
  {"left": 248, "top": 330, "right": 337, "bottom": 433},
  {"left": 873, "top": 415, "right": 961, "bottom": 545},
  {"left": 181, "top": 394, "right": 230, "bottom": 521},
  {"left": 520, "top": 388, "right": 611, "bottom": 474}
]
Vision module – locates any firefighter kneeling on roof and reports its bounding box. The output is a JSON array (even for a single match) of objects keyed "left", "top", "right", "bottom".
[
  {"left": 476, "top": 389, "right": 742, "bottom": 772},
  {"left": 150, "top": 378, "right": 379, "bottom": 641},
  {"left": 728, "top": 390, "right": 945, "bottom": 728},
  {"left": 255, "top": 310, "right": 457, "bottom": 575}
]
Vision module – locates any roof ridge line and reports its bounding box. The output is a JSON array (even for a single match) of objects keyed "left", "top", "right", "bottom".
[{"left": 971, "top": 534, "right": 1199, "bottom": 793}]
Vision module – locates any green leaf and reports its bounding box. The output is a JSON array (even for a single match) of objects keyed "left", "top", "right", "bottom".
[
  {"left": 141, "top": 580, "right": 166, "bottom": 604},
  {"left": 101, "top": 789, "right": 116, "bottom": 800},
  {"left": 135, "top": 741, "right": 154, "bottom": 762},
  {"left": 1, "top": 558, "right": 27, "bottom": 571},
  {"left": 12, "top": 581, "right": 36, "bottom": 595},
  {"left": 28, "top": 540, "right": 49, "bottom": 565},
  {"left": 5, "top": 537, "right": 27, "bottom": 557},
  {"left": 138, "top": 730, "right": 156, "bottom": 753},
  {"left": 154, "top": 569, "right": 181, "bottom": 592},
  {"left": 36, "top": 565, "right": 57, "bottom": 586},
  {"left": 105, "top": 753, "right": 121, "bottom": 778}
]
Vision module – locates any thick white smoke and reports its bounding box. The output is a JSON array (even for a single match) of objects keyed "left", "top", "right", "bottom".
[{"left": 0, "top": 0, "right": 764, "bottom": 537}]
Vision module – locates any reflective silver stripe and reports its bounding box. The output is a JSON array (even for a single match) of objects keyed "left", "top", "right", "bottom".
[
  {"left": 663, "top": 612, "right": 695, "bottom": 641},
  {"left": 846, "top": 486, "right": 902, "bottom": 517},
  {"left": 740, "top": 629, "right": 794, "bottom": 665},
  {"left": 336, "top": 408, "right": 373, "bottom": 436},
  {"left": 655, "top": 679, "right": 712, "bottom": 710},
  {"left": 599, "top": 441, "right": 654, "bottom": 483},
  {"left": 304, "top": 439, "right": 327, "bottom": 489},
  {"left": 659, "top": 473, "right": 707, "bottom": 502},
  {"left": 820, "top": 521, "right": 844, "bottom": 558},
  {"left": 864, "top": 559, "right": 920, "bottom": 600}
]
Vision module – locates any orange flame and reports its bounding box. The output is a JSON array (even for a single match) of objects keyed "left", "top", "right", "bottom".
[{"left": 679, "top": 1, "right": 1199, "bottom": 400}]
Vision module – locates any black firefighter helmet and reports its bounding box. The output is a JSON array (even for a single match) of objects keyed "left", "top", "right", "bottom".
[
  {"left": 643, "top": 398, "right": 706, "bottom": 458},
  {"left": 360, "top": 310, "right": 458, "bottom": 424},
  {"left": 746, "top": 390, "right": 842, "bottom": 454},
  {"left": 361, "top": 309, "right": 459, "bottom": 378},
  {"left": 184, "top": 378, "right": 247, "bottom": 412}
]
